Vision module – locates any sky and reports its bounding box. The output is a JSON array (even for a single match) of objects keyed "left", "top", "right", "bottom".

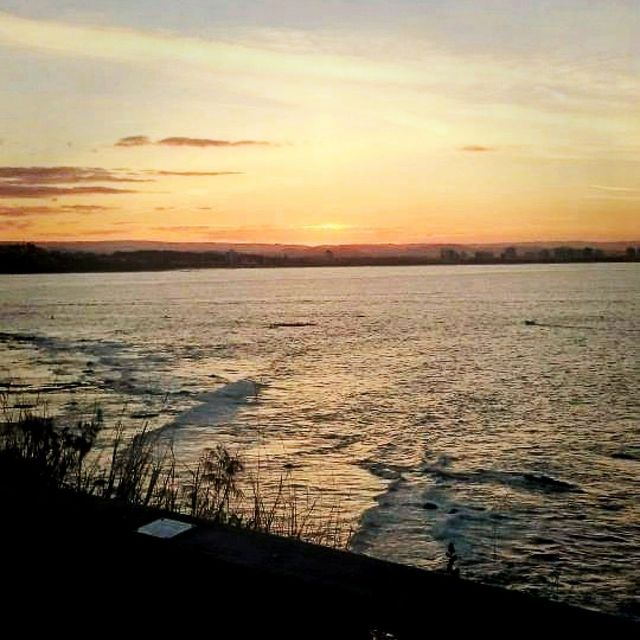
[{"left": 0, "top": 1, "right": 638, "bottom": 245}]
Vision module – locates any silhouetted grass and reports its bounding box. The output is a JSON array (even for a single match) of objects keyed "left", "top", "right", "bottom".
[{"left": 0, "top": 392, "right": 352, "bottom": 547}]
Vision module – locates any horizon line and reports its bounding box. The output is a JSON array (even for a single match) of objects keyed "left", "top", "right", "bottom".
[{"left": 3, "top": 238, "right": 640, "bottom": 249}]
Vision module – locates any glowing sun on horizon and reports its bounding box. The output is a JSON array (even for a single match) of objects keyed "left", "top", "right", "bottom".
[{"left": 303, "top": 223, "right": 353, "bottom": 231}]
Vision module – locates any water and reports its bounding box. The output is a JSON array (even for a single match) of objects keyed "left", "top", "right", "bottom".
[{"left": 1, "top": 263, "right": 638, "bottom": 617}]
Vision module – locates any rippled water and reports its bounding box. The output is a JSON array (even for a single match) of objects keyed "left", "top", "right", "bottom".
[{"left": 1, "top": 264, "right": 638, "bottom": 617}]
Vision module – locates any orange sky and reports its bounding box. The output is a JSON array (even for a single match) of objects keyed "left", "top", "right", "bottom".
[{"left": 0, "top": 3, "right": 638, "bottom": 244}]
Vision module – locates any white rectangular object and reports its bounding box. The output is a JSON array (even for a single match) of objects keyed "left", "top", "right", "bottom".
[{"left": 137, "top": 518, "right": 194, "bottom": 539}]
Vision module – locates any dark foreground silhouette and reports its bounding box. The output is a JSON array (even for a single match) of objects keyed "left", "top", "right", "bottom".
[{"left": 1, "top": 483, "right": 635, "bottom": 639}]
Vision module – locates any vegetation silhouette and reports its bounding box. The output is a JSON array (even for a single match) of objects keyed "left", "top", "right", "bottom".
[{"left": 0, "top": 394, "right": 352, "bottom": 547}]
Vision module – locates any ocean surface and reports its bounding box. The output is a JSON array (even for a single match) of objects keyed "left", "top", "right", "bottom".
[{"left": 1, "top": 263, "right": 638, "bottom": 617}]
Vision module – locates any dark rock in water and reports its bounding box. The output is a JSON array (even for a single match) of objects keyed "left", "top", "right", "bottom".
[
  {"left": 448, "top": 508, "right": 459, "bottom": 514},
  {"left": 599, "top": 502, "right": 624, "bottom": 512},
  {"left": 130, "top": 411, "right": 160, "bottom": 420},
  {"left": 522, "top": 473, "right": 576, "bottom": 492},
  {"left": 269, "top": 322, "right": 317, "bottom": 329},
  {"left": 530, "top": 536, "right": 556, "bottom": 546},
  {"left": 530, "top": 552, "right": 561, "bottom": 562},
  {"left": 422, "top": 502, "right": 439, "bottom": 510},
  {"left": 0, "top": 331, "right": 39, "bottom": 343},
  {"left": 612, "top": 451, "right": 637, "bottom": 461}
]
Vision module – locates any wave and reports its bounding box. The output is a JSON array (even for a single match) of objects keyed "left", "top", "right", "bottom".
[
  {"left": 611, "top": 448, "right": 640, "bottom": 461},
  {"left": 153, "top": 378, "right": 262, "bottom": 435},
  {"left": 421, "top": 464, "right": 580, "bottom": 494}
]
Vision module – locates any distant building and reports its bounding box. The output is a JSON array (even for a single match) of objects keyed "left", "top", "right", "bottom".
[
  {"left": 474, "top": 250, "right": 494, "bottom": 263},
  {"left": 440, "top": 248, "right": 461, "bottom": 263},
  {"left": 553, "top": 246, "right": 577, "bottom": 261}
]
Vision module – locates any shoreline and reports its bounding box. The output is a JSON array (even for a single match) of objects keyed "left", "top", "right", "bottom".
[
  {"left": 2, "top": 483, "right": 637, "bottom": 636},
  {"left": 1, "top": 242, "right": 639, "bottom": 274},
  {"left": 1, "top": 257, "right": 639, "bottom": 276}
]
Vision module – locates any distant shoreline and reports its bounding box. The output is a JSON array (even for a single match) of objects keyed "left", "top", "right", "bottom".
[{"left": 1, "top": 242, "right": 639, "bottom": 275}]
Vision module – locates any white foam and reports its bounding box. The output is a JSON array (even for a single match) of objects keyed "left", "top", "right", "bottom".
[{"left": 167, "top": 378, "right": 261, "bottom": 429}]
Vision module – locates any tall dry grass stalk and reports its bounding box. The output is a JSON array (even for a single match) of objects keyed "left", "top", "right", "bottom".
[{"left": 0, "top": 392, "right": 353, "bottom": 548}]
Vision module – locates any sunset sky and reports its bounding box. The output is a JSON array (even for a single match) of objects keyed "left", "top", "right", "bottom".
[{"left": 0, "top": 1, "right": 638, "bottom": 245}]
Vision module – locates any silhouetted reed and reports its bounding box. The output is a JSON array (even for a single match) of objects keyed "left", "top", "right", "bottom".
[{"left": 0, "top": 392, "right": 352, "bottom": 547}]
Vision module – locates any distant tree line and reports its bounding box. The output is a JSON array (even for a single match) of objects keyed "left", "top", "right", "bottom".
[
  {"left": 439, "top": 245, "right": 640, "bottom": 264},
  {"left": 0, "top": 242, "right": 638, "bottom": 274},
  {"left": 0, "top": 243, "right": 266, "bottom": 273}
]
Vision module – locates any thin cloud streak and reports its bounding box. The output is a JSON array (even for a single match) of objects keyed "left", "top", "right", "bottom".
[
  {"left": 0, "top": 167, "right": 152, "bottom": 184},
  {"left": 590, "top": 184, "right": 640, "bottom": 193},
  {"left": 460, "top": 145, "right": 495, "bottom": 152},
  {"left": 585, "top": 194, "right": 640, "bottom": 201},
  {"left": 114, "top": 135, "right": 151, "bottom": 147},
  {"left": 148, "top": 171, "right": 244, "bottom": 176},
  {"left": 0, "top": 220, "right": 31, "bottom": 230},
  {"left": 0, "top": 204, "right": 115, "bottom": 216},
  {"left": 63, "top": 204, "right": 116, "bottom": 211},
  {"left": 0, "top": 206, "right": 55, "bottom": 217},
  {"left": 147, "top": 224, "right": 401, "bottom": 243},
  {"left": 152, "top": 226, "right": 213, "bottom": 232},
  {"left": 158, "top": 137, "right": 272, "bottom": 147},
  {"left": 114, "top": 136, "right": 274, "bottom": 148},
  {"left": 0, "top": 185, "right": 137, "bottom": 198},
  {"left": 0, "top": 11, "right": 425, "bottom": 86}
]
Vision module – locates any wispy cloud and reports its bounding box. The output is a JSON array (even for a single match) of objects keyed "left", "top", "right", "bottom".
[
  {"left": 158, "top": 137, "right": 272, "bottom": 148},
  {"left": 0, "top": 205, "right": 55, "bottom": 217},
  {"left": 62, "top": 204, "right": 116, "bottom": 211},
  {"left": 114, "top": 135, "right": 151, "bottom": 147},
  {"left": 152, "top": 226, "right": 213, "bottom": 232},
  {"left": 148, "top": 224, "right": 388, "bottom": 243},
  {"left": 302, "top": 223, "right": 353, "bottom": 231},
  {"left": 0, "top": 220, "right": 32, "bottom": 231},
  {"left": 0, "top": 185, "right": 137, "bottom": 198},
  {"left": 0, "top": 167, "right": 152, "bottom": 184},
  {"left": 585, "top": 194, "right": 640, "bottom": 201},
  {"left": 0, "top": 166, "right": 158, "bottom": 199},
  {"left": 590, "top": 184, "right": 640, "bottom": 193},
  {"left": 0, "top": 204, "right": 114, "bottom": 216},
  {"left": 585, "top": 184, "right": 640, "bottom": 201},
  {"left": 147, "top": 170, "right": 244, "bottom": 176},
  {"left": 1, "top": 10, "right": 636, "bottom": 130},
  {"left": 115, "top": 135, "right": 274, "bottom": 148},
  {"left": 0, "top": 12, "right": 422, "bottom": 86},
  {"left": 460, "top": 145, "right": 495, "bottom": 152},
  {"left": 72, "top": 228, "right": 132, "bottom": 236}
]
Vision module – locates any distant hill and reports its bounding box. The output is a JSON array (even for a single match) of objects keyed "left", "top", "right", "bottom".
[
  {"left": 5, "top": 239, "right": 639, "bottom": 259},
  {"left": 0, "top": 241, "right": 638, "bottom": 274}
]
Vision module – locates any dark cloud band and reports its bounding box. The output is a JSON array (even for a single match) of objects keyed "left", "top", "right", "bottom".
[
  {"left": 0, "top": 185, "right": 136, "bottom": 198},
  {"left": 0, "top": 167, "right": 151, "bottom": 184}
]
